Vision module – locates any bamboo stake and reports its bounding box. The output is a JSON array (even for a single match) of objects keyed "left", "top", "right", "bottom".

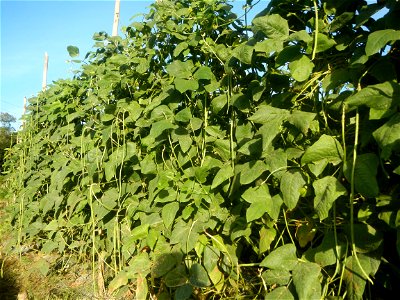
[
  {"left": 42, "top": 52, "right": 49, "bottom": 91},
  {"left": 112, "top": 0, "right": 121, "bottom": 37}
]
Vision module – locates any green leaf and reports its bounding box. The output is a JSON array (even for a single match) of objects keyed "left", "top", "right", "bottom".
[
  {"left": 289, "top": 55, "right": 314, "bottom": 82},
  {"left": 211, "top": 94, "right": 228, "bottom": 114},
  {"left": 265, "top": 287, "right": 295, "bottom": 300},
  {"left": 194, "top": 66, "right": 214, "bottom": 80},
  {"left": 301, "top": 134, "right": 343, "bottom": 165},
  {"left": 262, "top": 269, "right": 291, "bottom": 286},
  {"left": 162, "top": 202, "right": 179, "bottom": 229},
  {"left": 252, "top": 14, "right": 289, "bottom": 40},
  {"left": 170, "top": 219, "right": 199, "bottom": 253},
  {"left": 309, "top": 33, "right": 336, "bottom": 53},
  {"left": 330, "top": 12, "right": 354, "bottom": 32},
  {"left": 260, "top": 227, "right": 277, "bottom": 254},
  {"left": 232, "top": 41, "right": 254, "bottom": 64},
  {"left": 152, "top": 253, "right": 178, "bottom": 278},
  {"left": 189, "top": 263, "right": 211, "bottom": 288},
  {"left": 254, "top": 39, "right": 284, "bottom": 55},
  {"left": 260, "top": 244, "right": 298, "bottom": 271},
  {"left": 303, "top": 231, "right": 346, "bottom": 267},
  {"left": 365, "top": 29, "right": 400, "bottom": 56},
  {"left": 175, "top": 107, "right": 192, "bottom": 123},
  {"left": 166, "top": 60, "right": 194, "bottom": 78},
  {"left": 373, "top": 113, "right": 400, "bottom": 159},
  {"left": 211, "top": 163, "right": 234, "bottom": 189},
  {"left": 343, "top": 153, "right": 379, "bottom": 198},
  {"left": 292, "top": 262, "right": 322, "bottom": 300},
  {"left": 165, "top": 265, "right": 188, "bottom": 287},
  {"left": 313, "top": 176, "right": 348, "bottom": 220},
  {"left": 287, "top": 110, "right": 316, "bottom": 134},
  {"left": 173, "top": 42, "right": 189, "bottom": 57},
  {"left": 242, "top": 185, "right": 275, "bottom": 221},
  {"left": 346, "top": 82, "right": 400, "bottom": 110},
  {"left": 175, "top": 78, "right": 199, "bottom": 93},
  {"left": 175, "top": 284, "right": 192, "bottom": 300},
  {"left": 239, "top": 160, "right": 268, "bottom": 185},
  {"left": 67, "top": 45, "right": 79, "bottom": 57},
  {"left": 344, "top": 223, "right": 383, "bottom": 254},
  {"left": 108, "top": 270, "right": 129, "bottom": 293},
  {"left": 280, "top": 170, "right": 306, "bottom": 210},
  {"left": 248, "top": 105, "right": 289, "bottom": 124},
  {"left": 344, "top": 253, "right": 381, "bottom": 300}
]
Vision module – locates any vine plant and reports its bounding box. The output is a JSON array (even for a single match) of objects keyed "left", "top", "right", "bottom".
[{"left": 4, "top": 0, "right": 400, "bottom": 299}]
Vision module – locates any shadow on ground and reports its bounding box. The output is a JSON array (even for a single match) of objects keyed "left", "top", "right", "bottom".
[{"left": 0, "top": 257, "right": 21, "bottom": 300}]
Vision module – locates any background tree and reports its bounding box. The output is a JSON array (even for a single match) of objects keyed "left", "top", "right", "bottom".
[{"left": 0, "top": 112, "right": 16, "bottom": 172}]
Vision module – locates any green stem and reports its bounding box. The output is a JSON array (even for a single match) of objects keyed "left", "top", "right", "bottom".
[
  {"left": 312, "top": 0, "right": 319, "bottom": 61},
  {"left": 350, "top": 109, "right": 373, "bottom": 284}
]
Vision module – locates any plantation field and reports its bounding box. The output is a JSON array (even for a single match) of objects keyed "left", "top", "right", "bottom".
[{"left": 1, "top": 0, "right": 400, "bottom": 299}]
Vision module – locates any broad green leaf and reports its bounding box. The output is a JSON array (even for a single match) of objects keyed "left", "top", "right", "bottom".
[
  {"left": 175, "top": 284, "right": 192, "bottom": 300},
  {"left": 287, "top": 110, "right": 316, "bottom": 134},
  {"left": 260, "top": 244, "right": 298, "bottom": 271},
  {"left": 67, "top": 45, "right": 79, "bottom": 57},
  {"left": 344, "top": 253, "right": 381, "bottom": 300},
  {"left": 260, "top": 227, "right": 277, "bottom": 253},
  {"left": 343, "top": 153, "right": 379, "bottom": 198},
  {"left": 248, "top": 105, "right": 289, "bottom": 124},
  {"left": 308, "top": 33, "right": 336, "bottom": 53},
  {"left": 194, "top": 66, "right": 214, "bottom": 80},
  {"left": 373, "top": 113, "right": 400, "bottom": 159},
  {"left": 131, "top": 224, "right": 149, "bottom": 240},
  {"left": 208, "top": 266, "right": 224, "bottom": 292},
  {"left": 203, "top": 245, "right": 220, "bottom": 274},
  {"left": 173, "top": 42, "right": 189, "bottom": 57},
  {"left": 232, "top": 41, "right": 254, "bottom": 64},
  {"left": 289, "top": 55, "right": 314, "bottom": 82},
  {"left": 288, "top": 30, "right": 313, "bottom": 43},
  {"left": 330, "top": 12, "right": 354, "bottom": 32},
  {"left": 344, "top": 223, "right": 383, "bottom": 254},
  {"left": 166, "top": 60, "right": 194, "bottom": 78},
  {"left": 165, "top": 265, "right": 188, "bottom": 287},
  {"left": 301, "top": 134, "right": 343, "bottom": 165},
  {"left": 108, "top": 270, "right": 129, "bottom": 293},
  {"left": 265, "top": 287, "right": 295, "bottom": 300},
  {"left": 292, "top": 262, "right": 322, "bottom": 300},
  {"left": 346, "top": 82, "right": 400, "bottom": 110},
  {"left": 211, "top": 94, "right": 228, "bottom": 114},
  {"left": 252, "top": 14, "right": 289, "bottom": 40},
  {"left": 275, "top": 45, "right": 302, "bottom": 65},
  {"left": 239, "top": 160, "right": 268, "bottom": 185},
  {"left": 262, "top": 269, "right": 291, "bottom": 286},
  {"left": 162, "top": 202, "right": 179, "bottom": 229},
  {"left": 211, "top": 163, "right": 234, "bottom": 189},
  {"left": 170, "top": 219, "right": 199, "bottom": 253},
  {"left": 304, "top": 232, "right": 346, "bottom": 267},
  {"left": 254, "top": 39, "right": 284, "bottom": 55},
  {"left": 313, "top": 176, "right": 347, "bottom": 220},
  {"left": 175, "top": 78, "right": 199, "bottom": 93},
  {"left": 242, "top": 185, "right": 271, "bottom": 204},
  {"left": 189, "top": 263, "right": 211, "bottom": 288},
  {"left": 280, "top": 170, "right": 306, "bottom": 210},
  {"left": 175, "top": 107, "right": 192, "bottom": 123},
  {"left": 246, "top": 198, "right": 270, "bottom": 222},
  {"left": 152, "top": 253, "right": 178, "bottom": 278},
  {"left": 365, "top": 29, "right": 400, "bottom": 56}
]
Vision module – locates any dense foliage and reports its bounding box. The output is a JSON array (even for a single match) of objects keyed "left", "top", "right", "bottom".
[{"left": 4, "top": 0, "right": 400, "bottom": 298}]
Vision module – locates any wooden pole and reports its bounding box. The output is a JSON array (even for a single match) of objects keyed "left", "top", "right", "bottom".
[
  {"left": 42, "top": 52, "right": 49, "bottom": 91},
  {"left": 112, "top": 0, "right": 121, "bottom": 37}
]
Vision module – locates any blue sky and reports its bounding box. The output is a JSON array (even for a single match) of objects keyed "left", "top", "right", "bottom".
[{"left": 0, "top": 0, "right": 266, "bottom": 128}]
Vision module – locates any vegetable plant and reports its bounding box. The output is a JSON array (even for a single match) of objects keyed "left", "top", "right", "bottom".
[{"left": 4, "top": 0, "right": 400, "bottom": 299}]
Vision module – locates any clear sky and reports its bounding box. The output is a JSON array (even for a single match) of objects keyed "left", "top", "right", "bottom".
[{"left": 0, "top": 0, "right": 267, "bottom": 129}]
